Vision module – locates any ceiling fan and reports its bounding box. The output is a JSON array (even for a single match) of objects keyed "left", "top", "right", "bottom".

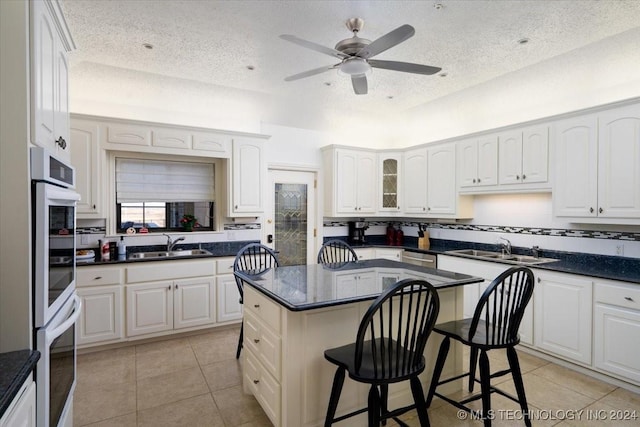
[{"left": 280, "top": 18, "right": 442, "bottom": 95}]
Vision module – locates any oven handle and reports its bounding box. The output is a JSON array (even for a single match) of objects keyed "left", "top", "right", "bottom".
[{"left": 47, "top": 295, "right": 82, "bottom": 340}]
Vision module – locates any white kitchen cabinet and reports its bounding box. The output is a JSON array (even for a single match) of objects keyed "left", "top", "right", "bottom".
[
  {"left": 77, "top": 285, "right": 124, "bottom": 346},
  {"left": 353, "top": 247, "right": 375, "bottom": 261},
  {"left": 0, "top": 376, "right": 36, "bottom": 427},
  {"left": 403, "top": 147, "right": 428, "bottom": 214},
  {"left": 457, "top": 135, "right": 498, "bottom": 189},
  {"left": 378, "top": 152, "right": 402, "bottom": 213},
  {"left": 335, "top": 270, "right": 376, "bottom": 299},
  {"left": 322, "top": 147, "right": 377, "bottom": 216},
  {"left": 498, "top": 125, "right": 549, "bottom": 186},
  {"left": 554, "top": 103, "right": 640, "bottom": 223},
  {"left": 126, "top": 281, "right": 174, "bottom": 337},
  {"left": 374, "top": 248, "right": 402, "bottom": 261},
  {"left": 229, "top": 137, "right": 266, "bottom": 216},
  {"left": 216, "top": 257, "right": 242, "bottom": 323},
  {"left": 174, "top": 277, "right": 216, "bottom": 329},
  {"left": 70, "top": 119, "right": 102, "bottom": 217},
  {"left": 594, "top": 280, "right": 640, "bottom": 385},
  {"left": 106, "top": 122, "right": 151, "bottom": 147},
  {"left": 534, "top": 271, "right": 593, "bottom": 365},
  {"left": 30, "top": 0, "right": 74, "bottom": 160}
]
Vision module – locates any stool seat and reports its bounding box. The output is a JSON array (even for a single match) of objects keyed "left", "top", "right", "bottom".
[{"left": 434, "top": 318, "right": 520, "bottom": 349}]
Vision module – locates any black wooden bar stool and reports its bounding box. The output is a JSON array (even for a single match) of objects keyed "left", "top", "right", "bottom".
[
  {"left": 426, "top": 267, "right": 535, "bottom": 427},
  {"left": 233, "top": 243, "right": 279, "bottom": 359},
  {"left": 324, "top": 278, "right": 440, "bottom": 427},
  {"left": 317, "top": 239, "right": 359, "bottom": 264}
]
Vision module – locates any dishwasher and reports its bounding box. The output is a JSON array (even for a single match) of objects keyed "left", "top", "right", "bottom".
[{"left": 402, "top": 250, "right": 437, "bottom": 268}]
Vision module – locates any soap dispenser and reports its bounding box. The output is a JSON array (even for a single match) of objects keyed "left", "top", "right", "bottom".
[{"left": 117, "top": 236, "right": 127, "bottom": 260}]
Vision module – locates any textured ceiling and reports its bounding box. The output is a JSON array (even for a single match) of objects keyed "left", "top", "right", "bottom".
[{"left": 60, "top": 0, "right": 640, "bottom": 119}]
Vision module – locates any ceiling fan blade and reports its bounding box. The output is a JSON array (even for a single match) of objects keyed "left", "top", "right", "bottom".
[
  {"left": 356, "top": 24, "right": 415, "bottom": 59},
  {"left": 369, "top": 59, "right": 442, "bottom": 75},
  {"left": 280, "top": 34, "right": 347, "bottom": 59},
  {"left": 351, "top": 74, "right": 368, "bottom": 95},
  {"left": 284, "top": 64, "right": 340, "bottom": 81}
]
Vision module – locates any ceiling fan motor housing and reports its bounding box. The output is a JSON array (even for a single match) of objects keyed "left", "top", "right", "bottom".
[{"left": 334, "top": 36, "right": 371, "bottom": 55}]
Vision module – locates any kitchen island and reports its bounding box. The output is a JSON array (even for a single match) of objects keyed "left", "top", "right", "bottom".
[{"left": 235, "top": 259, "right": 482, "bottom": 426}]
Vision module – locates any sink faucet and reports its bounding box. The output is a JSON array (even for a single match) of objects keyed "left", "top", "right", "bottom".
[
  {"left": 164, "top": 234, "right": 185, "bottom": 252},
  {"left": 497, "top": 237, "right": 512, "bottom": 256},
  {"left": 532, "top": 245, "right": 541, "bottom": 258}
]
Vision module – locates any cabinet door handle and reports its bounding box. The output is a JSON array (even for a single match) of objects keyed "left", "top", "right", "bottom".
[
  {"left": 55, "top": 136, "right": 67, "bottom": 149},
  {"left": 589, "top": 207, "right": 594, "bottom": 213},
  {"left": 522, "top": 174, "right": 526, "bottom": 180},
  {"left": 537, "top": 277, "right": 541, "bottom": 283},
  {"left": 94, "top": 276, "right": 102, "bottom": 280},
  {"left": 254, "top": 338, "right": 260, "bottom": 343},
  {"left": 235, "top": 205, "right": 238, "bottom": 209},
  {"left": 254, "top": 304, "right": 260, "bottom": 308},
  {"left": 599, "top": 207, "right": 603, "bottom": 214},
  {"left": 516, "top": 175, "right": 520, "bottom": 180},
  {"left": 422, "top": 207, "right": 426, "bottom": 211},
  {"left": 253, "top": 379, "right": 260, "bottom": 384},
  {"left": 624, "top": 296, "right": 635, "bottom": 302},
  {"left": 477, "top": 178, "right": 481, "bottom": 183},
  {"left": 175, "top": 284, "right": 179, "bottom": 289},
  {"left": 167, "top": 285, "right": 172, "bottom": 290},
  {"left": 92, "top": 204, "right": 96, "bottom": 209},
  {"left": 472, "top": 178, "right": 476, "bottom": 183}
]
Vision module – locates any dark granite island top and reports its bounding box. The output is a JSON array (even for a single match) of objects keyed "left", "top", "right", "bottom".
[
  {"left": 0, "top": 350, "right": 40, "bottom": 418},
  {"left": 234, "top": 258, "right": 483, "bottom": 311}
]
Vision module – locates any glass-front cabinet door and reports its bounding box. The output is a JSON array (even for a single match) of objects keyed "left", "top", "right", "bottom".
[{"left": 378, "top": 153, "right": 402, "bottom": 213}]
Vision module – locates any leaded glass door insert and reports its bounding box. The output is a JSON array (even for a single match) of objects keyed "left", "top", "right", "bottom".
[
  {"left": 274, "top": 183, "right": 308, "bottom": 266},
  {"left": 380, "top": 155, "right": 401, "bottom": 211}
]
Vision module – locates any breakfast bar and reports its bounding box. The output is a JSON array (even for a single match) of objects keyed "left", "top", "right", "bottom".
[{"left": 235, "top": 259, "right": 483, "bottom": 426}]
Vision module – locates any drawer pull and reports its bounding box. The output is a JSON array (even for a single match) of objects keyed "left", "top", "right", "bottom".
[
  {"left": 254, "top": 339, "right": 260, "bottom": 343},
  {"left": 254, "top": 304, "right": 260, "bottom": 308},
  {"left": 94, "top": 276, "right": 102, "bottom": 280},
  {"left": 253, "top": 379, "right": 259, "bottom": 384},
  {"left": 625, "top": 296, "right": 635, "bottom": 302}
]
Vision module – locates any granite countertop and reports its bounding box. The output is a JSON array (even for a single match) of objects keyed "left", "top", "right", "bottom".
[
  {"left": 353, "top": 237, "right": 640, "bottom": 285},
  {"left": 0, "top": 350, "right": 40, "bottom": 418},
  {"left": 235, "top": 259, "right": 483, "bottom": 311}
]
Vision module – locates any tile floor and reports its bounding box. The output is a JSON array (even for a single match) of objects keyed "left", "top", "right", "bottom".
[{"left": 74, "top": 325, "right": 640, "bottom": 426}]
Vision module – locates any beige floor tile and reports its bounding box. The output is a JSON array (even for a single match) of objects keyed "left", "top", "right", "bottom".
[
  {"left": 191, "top": 332, "right": 239, "bottom": 365},
  {"left": 136, "top": 366, "right": 210, "bottom": 410},
  {"left": 73, "top": 381, "right": 136, "bottom": 426},
  {"left": 83, "top": 412, "right": 137, "bottom": 426},
  {"left": 212, "top": 385, "right": 269, "bottom": 426},
  {"left": 500, "top": 372, "right": 596, "bottom": 414},
  {"left": 76, "top": 347, "right": 136, "bottom": 389},
  {"left": 236, "top": 412, "right": 274, "bottom": 427},
  {"left": 201, "top": 358, "right": 242, "bottom": 392},
  {"left": 135, "top": 336, "right": 192, "bottom": 355},
  {"left": 188, "top": 326, "right": 241, "bottom": 346},
  {"left": 529, "top": 363, "right": 617, "bottom": 400},
  {"left": 137, "top": 393, "right": 225, "bottom": 426},
  {"left": 598, "top": 387, "right": 640, "bottom": 412},
  {"left": 135, "top": 344, "right": 199, "bottom": 380}
]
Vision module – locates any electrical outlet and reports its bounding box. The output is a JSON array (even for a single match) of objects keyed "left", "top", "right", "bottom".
[{"left": 616, "top": 244, "right": 624, "bottom": 256}]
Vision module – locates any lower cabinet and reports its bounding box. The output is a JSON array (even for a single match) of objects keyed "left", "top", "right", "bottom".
[
  {"left": 77, "top": 285, "right": 123, "bottom": 345},
  {"left": 534, "top": 271, "right": 593, "bottom": 365},
  {"left": 126, "top": 277, "right": 216, "bottom": 337},
  {"left": 216, "top": 257, "right": 242, "bottom": 323},
  {"left": 0, "top": 376, "right": 36, "bottom": 427},
  {"left": 594, "top": 280, "right": 640, "bottom": 384}
]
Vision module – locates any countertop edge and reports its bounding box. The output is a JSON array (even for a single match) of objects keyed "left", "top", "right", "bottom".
[{"left": 0, "top": 350, "right": 40, "bottom": 418}]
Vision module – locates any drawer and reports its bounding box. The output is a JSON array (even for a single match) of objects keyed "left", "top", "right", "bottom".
[
  {"left": 216, "top": 257, "right": 235, "bottom": 275},
  {"left": 126, "top": 259, "right": 214, "bottom": 283},
  {"left": 595, "top": 281, "right": 640, "bottom": 310},
  {"left": 244, "top": 312, "right": 281, "bottom": 380},
  {"left": 244, "top": 288, "right": 281, "bottom": 333},
  {"left": 244, "top": 349, "right": 280, "bottom": 426},
  {"left": 77, "top": 267, "right": 123, "bottom": 287}
]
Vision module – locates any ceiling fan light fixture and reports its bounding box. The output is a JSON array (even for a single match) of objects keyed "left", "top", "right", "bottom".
[{"left": 339, "top": 57, "right": 371, "bottom": 76}]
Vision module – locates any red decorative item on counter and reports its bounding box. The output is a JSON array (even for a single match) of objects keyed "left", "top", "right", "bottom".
[
  {"left": 386, "top": 223, "right": 396, "bottom": 246},
  {"left": 395, "top": 225, "right": 404, "bottom": 246}
]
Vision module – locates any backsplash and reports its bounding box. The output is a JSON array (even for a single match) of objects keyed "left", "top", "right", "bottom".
[{"left": 322, "top": 221, "right": 640, "bottom": 242}]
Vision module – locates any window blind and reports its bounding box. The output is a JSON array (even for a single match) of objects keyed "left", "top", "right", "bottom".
[{"left": 116, "top": 158, "right": 214, "bottom": 202}]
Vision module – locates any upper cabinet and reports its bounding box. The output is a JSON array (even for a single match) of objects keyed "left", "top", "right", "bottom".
[
  {"left": 404, "top": 143, "right": 473, "bottom": 218},
  {"left": 30, "top": 0, "right": 75, "bottom": 161},
  {"left": 457, "top": 135, "right": 498, "bottom": 190},
  {"left": 228, "top": 137, "right": 266, "bottom": 216},
  {"left": 378, "top": 153, "right": 402, "bottom": 214},
  {"left": 322, "top": 147, "right": 377, "bottom": 216},
  {"left": 498, "top": 125, "right": 549, "bottom": 188},
  {"left": 70, "top": 118, "right": 102, "bottom": 217},
  {"left": 554, "top": 103, "right": 640, "bottom": 224}
]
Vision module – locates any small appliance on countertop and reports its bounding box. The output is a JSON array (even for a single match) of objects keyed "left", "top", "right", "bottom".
[{"left": 348, "top": 220, "right": 368, "bottom": 245}]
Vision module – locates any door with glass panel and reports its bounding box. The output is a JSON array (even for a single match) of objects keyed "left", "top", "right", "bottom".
[
  {"left": 265, "top": 170, "right": 317, "bottom": 266},
  {"left": 378, "top": 153, "right": 402, "bottom": 213}
]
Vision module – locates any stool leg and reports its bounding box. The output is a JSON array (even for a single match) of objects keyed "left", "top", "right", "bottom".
[
  {"left": 368, "top": 385, "right": 381, "bottom": 427},
  {"left": 235, "top": 323, "right": 243, "bottom": 359},
  {"left": 410, "top": 376, "right": 431, "bottom": 427},
  {"left": 426, "top": 336, "right": 450, "bottom": 407},
  {"left": 469, "top": 347, "right": 479, "bottom": 392},
  {"left": 325, "top": 367, "right": 345, "bottom": 427},
  {"left": 506, "top": 347, "right": 531, "bottom": 427},
  {"left": 478, "top": 350, "right": 492, "bottom": 427},
  {"left": 380, "top": 384, "right": 388, "bottom": 425}
]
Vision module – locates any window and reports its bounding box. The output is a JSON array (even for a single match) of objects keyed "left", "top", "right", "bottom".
[{"left": 115, "top": 157, "right": 216, "bottom": 233}]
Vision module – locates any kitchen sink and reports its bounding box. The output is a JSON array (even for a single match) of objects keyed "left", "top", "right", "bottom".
[
  {"left": 128, "top": 249, "right": 212, "bottom": 260},
  {"left": 446, "top": 249, "right": 558, "bottom": 265}
]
